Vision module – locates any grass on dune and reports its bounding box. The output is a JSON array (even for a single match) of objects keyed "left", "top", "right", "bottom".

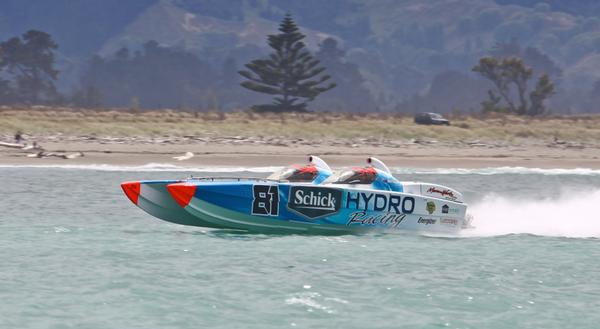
[{"left": 1, "top": 107, "right": 600, "bottom": 143}]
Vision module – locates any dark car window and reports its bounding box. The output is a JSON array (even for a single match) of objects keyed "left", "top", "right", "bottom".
[{"left": 415, "top": 112, "right": 449, "bottom": 125}]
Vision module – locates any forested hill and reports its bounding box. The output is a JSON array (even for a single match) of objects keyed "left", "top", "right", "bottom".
[{"left": 2, "top": 0, "right": 600, "bottom": 113}]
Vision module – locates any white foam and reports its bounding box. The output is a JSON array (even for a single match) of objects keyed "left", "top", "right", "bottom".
[
  {"left": 465, "top": 189, "right": 600, "bottom": 238},
  {"left": 392, "top": 166, "right": 600, "bottom": 176},
  {"left": 285, "top": 292, "right": 334, "bottom": 313},
  {"left": 1, "top": 164, "right": 599, "bottom": 175},
  {"left": 0, "top": 163, "right": 283, "bottom": 173}
]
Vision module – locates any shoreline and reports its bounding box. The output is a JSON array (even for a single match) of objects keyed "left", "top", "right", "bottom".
[
  {"left": 1, "top": 140, "right": 599, "bottom": 169},
  {"left": 2, "top": 109, "right": 599, "bottom": 170}
]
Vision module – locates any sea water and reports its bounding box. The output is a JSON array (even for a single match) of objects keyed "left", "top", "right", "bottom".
[{"left": 1, "top": 165, "right": 600, "bottom": 329}]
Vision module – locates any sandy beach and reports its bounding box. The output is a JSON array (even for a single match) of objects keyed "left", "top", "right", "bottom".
[
  {"left": 1, "top": 108, "right": 599, "bottom": 169},
  {"left": 1, "top": 136, "right": 598, "bottom": 169}
]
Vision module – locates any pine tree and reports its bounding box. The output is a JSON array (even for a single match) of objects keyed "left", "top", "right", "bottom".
[
  {"left": 0, "top": 30, "right": 59, "bottom": 104},
  {"left": 238, "top": 14, "right": 335, "bottom": 112}
]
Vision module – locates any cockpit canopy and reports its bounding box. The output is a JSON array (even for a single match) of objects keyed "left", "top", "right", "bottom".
[
  {"left": 323, "top": 165, "right": 403, "bottom": 192},
  {"left": 268, "top": 164, "right": 322, "bottom": 182},
  {"left": 324, "top": 167, "right": 378, "bottom": 184}
]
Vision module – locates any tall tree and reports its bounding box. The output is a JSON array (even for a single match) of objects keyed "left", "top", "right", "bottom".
[
  {"left": 238, "top": 14, "right": 335, "bottom": 112},
  {"left": 473, "top": 56, "right": 555, "bottom": 116},
  {"left": 80, "top": 42, "right": 218, "bottom": 108},
  {"left": 529, "top": 74, "right": 555, "bottom": 116},
  {"left": 0, "top": 51, "right": 13, "bottom": 103},
  {"left": 472, "top": 57, "right": 518, "bottom": 113},
  {"left": 70, "top": 85, "right": 102, "bottom": 108},
  {"left": 0, "top": 30, "right": 59, "bottom": 104},
  {"left": 491, "top": 38, "right": 563, "bottom": 81},
  {"left": 313, "top": 38, "right": 376, "bottom": 112},
  {"left": 0, "top": 78, "right": 14, "bottom": 104},
  {"left": 584, "top": 79, "right": 600, "bottom": 114}
]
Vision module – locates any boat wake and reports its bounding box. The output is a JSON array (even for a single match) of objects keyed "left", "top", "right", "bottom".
[
  {"left": 465, "top": 189, "right": 600, "bottom": 238},
  {"left": 392, "top": 166, "right": 600, "bottom": 176},
  {"left": 1, "top": 164, "right": 600, "bottom": 175}
]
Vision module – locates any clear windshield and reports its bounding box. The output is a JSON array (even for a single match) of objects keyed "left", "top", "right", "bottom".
[
  {"left": 267, "top": 166, "right": 317, "bottom": 182},
  {"left": 323, "top": 169, "right": 377, "bottom": 184}
]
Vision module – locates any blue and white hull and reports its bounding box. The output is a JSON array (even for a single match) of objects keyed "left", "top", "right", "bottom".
[
  {"left": 167, "top": 181, "right": 467, "bottom": 234},
  {"left": 122, "top": 156, "right": 471, "bottom": 235}
]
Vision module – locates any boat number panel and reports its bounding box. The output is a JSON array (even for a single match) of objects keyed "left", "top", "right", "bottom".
[{"left": 251, "top": 185, "right": 279, "bottom": 216}]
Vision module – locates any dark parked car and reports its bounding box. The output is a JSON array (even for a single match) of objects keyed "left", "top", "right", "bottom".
[{"left": 414, "top": 112, "right": 450, "bottom": 125}]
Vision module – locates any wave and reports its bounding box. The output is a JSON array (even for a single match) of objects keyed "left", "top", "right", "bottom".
[
  {"left": 392, "top": 166, "right": 600, "bottom": 176},
  {"left": 465, "top": 189, "right": 600, "bottom": 238},
  {"left": 0, "top": 163, "right": 283, "bottom": 173},
  {"left": 1, "top": 163, "right": 599, "bottom": 175},
  {"left": 3, "top": 163, "right": 598, "bottom": 238}
]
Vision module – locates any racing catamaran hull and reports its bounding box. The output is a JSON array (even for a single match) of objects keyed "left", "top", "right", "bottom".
[
  {"left": 121, "top": 180, "right": 225, "bottom": 228},
  {"left": 166, "top": 181, "right": 467, "bottom": 234},
  {"left": 121, "top": 157, "right": 471, "bottom": 234}
]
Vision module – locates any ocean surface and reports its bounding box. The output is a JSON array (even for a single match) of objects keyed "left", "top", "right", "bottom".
[{"left": 1, "top": 165, "right": 600, "bottom": 329}]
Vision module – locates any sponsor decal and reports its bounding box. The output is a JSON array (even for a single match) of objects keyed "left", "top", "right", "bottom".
[
  {"left": 252, "top": 185, "right": 279, "bottom": 216},
  {"left": 442, "top": 204, "right": 460, "bottom": 214},
  {"left": 288, "top": 186, "right": 342, "bottom": 219},
  {"left": 347, "top": 211, "right": 407, "bottom": 228},
  {"left": 426, "top": 201, "right": 436, "bottom": 214},
  {"left": 440, "top": 218, "right": 458, "bottom": 226},
  {"left": 426, "top": 187, "right": 457, "bottom": 200},
  {"left": 346, "top": 192, "right": 415, "bottom": 214},
  {"left": 418, "top": 217, "right": 436, "bottom": 225}
]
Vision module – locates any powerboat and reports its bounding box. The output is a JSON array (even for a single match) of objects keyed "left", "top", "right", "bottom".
[
  {"left": 121, "top": 156, "right": 472, "bottom": 234},
  {"left": 120, "top": 156, "right": 333, "bottom": 229}
]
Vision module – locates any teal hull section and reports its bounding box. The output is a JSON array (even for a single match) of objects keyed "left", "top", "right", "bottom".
[{"left": 136, "top": 181, "right": 227, "bottom": 229}]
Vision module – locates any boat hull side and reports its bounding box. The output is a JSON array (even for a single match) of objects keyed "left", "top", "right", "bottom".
[
  {"left": 130, "top": 180, "right": 227, "bottom": 228},
  {"left": 174, "top": 182, "right": 466, "bottom": 234}
]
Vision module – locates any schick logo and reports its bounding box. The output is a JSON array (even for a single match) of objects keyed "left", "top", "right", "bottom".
[
  {"left": 294, "top": 189, "right": 336, "bottom": 210},
  {"left": 288, "top": 186, "right": 341, "bottom": 219}
]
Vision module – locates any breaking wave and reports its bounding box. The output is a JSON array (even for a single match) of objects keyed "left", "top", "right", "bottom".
[
  {"left": 465, "top": 189, "right": 600, "bottom": 238},
  {"left": 0, "top": 163, "right": 283, "bottom": 173},
  {"left": 1, "top": 164, "right": 600, "bottom": 175},
  {"left": 391, "top": 166, "right": 600, "bottom": 176}
]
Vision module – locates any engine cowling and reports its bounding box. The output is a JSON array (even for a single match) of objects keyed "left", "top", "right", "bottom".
[{"left": 401, "top": 182, "right": 463, "bottom": 203}]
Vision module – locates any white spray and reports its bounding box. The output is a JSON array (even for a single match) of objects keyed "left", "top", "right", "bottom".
[{"left": 465, "top": 189, "right": 600, "bottom": 238}]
